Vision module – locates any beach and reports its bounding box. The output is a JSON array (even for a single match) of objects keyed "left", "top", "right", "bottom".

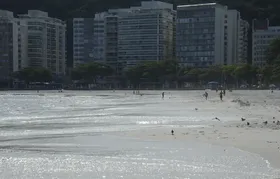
[
  {"left": 0, "top": 90, "right": 279, "bottom": 178},
  {"left": 121, "top": 121, "right": 280, "bottom": 169}
]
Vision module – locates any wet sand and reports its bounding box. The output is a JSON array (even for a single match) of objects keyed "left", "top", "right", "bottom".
[{"left": 121, "top": 121, "right": 280, "bottom": 170}]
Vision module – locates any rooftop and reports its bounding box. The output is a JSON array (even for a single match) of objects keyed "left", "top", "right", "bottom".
[
  {"left": 177, "top": 3, "right": 217, "bottom": 8},
  {"left": 0, "top": 10, "right": 14, "bottom": 19}
]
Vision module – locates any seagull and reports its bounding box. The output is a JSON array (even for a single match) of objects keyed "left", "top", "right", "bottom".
[{"left": 213, "top": 117, "right": 221, "bottom": 121}]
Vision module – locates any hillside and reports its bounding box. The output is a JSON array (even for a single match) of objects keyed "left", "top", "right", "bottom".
[{"left": 1, "top": 0, "right": 280, "bottom": 24}]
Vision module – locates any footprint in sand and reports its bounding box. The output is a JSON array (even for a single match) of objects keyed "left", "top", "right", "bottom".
[
  {"left": 267, "top": 141, "right": 277, "bottom": 144},
  {"left": 220, "top": 137, "right": 229, "bottom": 139}
]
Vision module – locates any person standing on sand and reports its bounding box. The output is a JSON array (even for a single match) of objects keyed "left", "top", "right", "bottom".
[
  {"left": 219, "top": 91, "right": 223, "bottom": 101},
  {"left": 162, "top": 92, "right": 165, "bottom": 99}
]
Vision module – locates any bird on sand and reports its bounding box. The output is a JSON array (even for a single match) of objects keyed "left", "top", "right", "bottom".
[{"left": 213, "top": 117, "right": 221, "bottom": 121}]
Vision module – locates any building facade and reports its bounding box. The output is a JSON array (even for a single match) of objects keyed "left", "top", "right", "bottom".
[
  {"left": 0, "top": 10, "right": 19, "bottom": 82},
  {"left": 93, "top": 13, "right": 106, "bottom": 62},
  {"left": 73, "top": 18, "right": 95, "bottom": 67},
  {"left": 224, "top": 10, "right": 240, "bottom": 65},
  {"left": 19, "top": 10, "right": 66, "bottom": 75},
  {"left": 176, "top": 3, "right": 245, "bottom": 67},
  {"left": 252, "top": 19, "right": 280, "bottom": 67},
  {"left": 94, "top": 10, "right": 127, "bottom": 74},
  {"left": 238, "top": 19, "right": 249, "bottom": 64},
  {"left": 117, "top": 1, "right": 175, "bottom": 68},
  {"left": 176, "top": 3, "right": 227, "bottom": 67},
  {"left": 93, "top": 1, "right": 175, "bottom": 70}
]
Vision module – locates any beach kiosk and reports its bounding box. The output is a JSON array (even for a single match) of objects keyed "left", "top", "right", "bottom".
[{"left": 207, "top": 81, "right": 219, "bottom": 90}]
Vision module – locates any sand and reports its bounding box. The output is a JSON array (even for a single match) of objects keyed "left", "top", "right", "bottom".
[{"left": 120, "top": 120, "right": 280, "bottom": 170}]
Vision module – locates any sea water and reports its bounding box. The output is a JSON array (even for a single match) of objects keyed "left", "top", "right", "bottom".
[{"left": 0, "top": 90, "right": 279, "bottom": 179}]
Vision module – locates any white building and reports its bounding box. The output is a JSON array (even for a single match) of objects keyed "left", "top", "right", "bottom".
[
  {"left": 117, "top": 1, "right": 175, "bottom": 68},
  {"left": 252, "top": 19, "right": 280, "bottom": 67},
  {"left": 176, "top": 3, "right": 244, "bottom": 67},
  {"left": 19, "top": 10, "right": 66, "bottom": 75},
  {"left": 94, "top": 10, "right": 127, "bottom": 75},
  {"left": 93, "top": 13, "right": 106, "bottom": 62},
  {"left": 73, "top": 18, "right": 95, "bottom": 67},
  {"left": 0, "top": 10, "right": 20, "bottom": 81},
  {"left": 224, "top": 10, "right": 240, "bottom": 65},
  {"left": 93, "top": 1, "right": 175, "bottom": 70}
]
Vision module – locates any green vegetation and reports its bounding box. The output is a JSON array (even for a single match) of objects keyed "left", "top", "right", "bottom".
[
  {"left": 71, "top": 62, "right": 114, "bottom": 82},
  {"left": 69, "top": 61, "right": 275, "bottom": 88},
  {"left": 264, "top": 38, "right": 280, "bottom": 83},
  {"left": 13, "top": 67, "right": 52, "bottom": 83},
  {"left": 123, "top": 61, "right": 260, "bottom": 87}
]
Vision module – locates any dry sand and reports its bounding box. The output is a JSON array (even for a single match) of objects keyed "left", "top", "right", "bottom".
[{"left": 120, "top": 120, "right": 280, "bottom": 170}]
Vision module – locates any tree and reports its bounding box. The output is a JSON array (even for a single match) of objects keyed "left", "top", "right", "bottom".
[
  {"left": 185, "top": 68, "right": 202, "bottom": 82},
  {"left": 125, "top": 64, "right": 145, "bottom": 87},
  {"left": 222, "top": 65, "right": 236, "bottom": 84},
  {"left": 71, "top": 62, "right": 114, "bottom": 82},
  {"left": 13, "top": 67, "right": 52, "bottom": 83},
  {"left": 259, "top": 65, "right": 273, "bottom": 84},
  {"left": 267, "top": 38, "right": 280, "bottom": 64},
  {"left": 270, "top": 57, "right": 280, "bottom": 83},
  {"left": 124, "top": 60, "right": 180, "bottom": 88}
]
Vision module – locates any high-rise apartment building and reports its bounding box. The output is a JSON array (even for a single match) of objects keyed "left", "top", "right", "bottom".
[
  {"left": 176, "top": 3, "right": 226, "bottom": 67},
  {"left": 238, "top": 19, "right": 249, "bottom": 63},
  {"left": 19, "top": 10, "right": 66, "bottom": 75},
  {"left": 93, "top": 13, "right": 106, "bottom": 62},
  {"left": 94, "top": 10, "right": 127, "bottom": 75},
  {"left": 73, "top": 18, "right": 95, "bottom": 67},
  {"left": 93, "top": 1, "right": 175, "bottom": 70},
  {"left": 224, "top": 10, "right": 240, "bottom": 65},
  {"left": 176, "top": 3, "right": 244, "bottom": 67},
  {"left": 0, "top": 10, "right": 19, "bottom": 81},
  {"left": 252, "top": 19, "right": 280, "bottom": 67},
  {"left": 104, "top": 11, "right": 119, "bottom": 70},
  {"left": 118, "top": 1, "right": 175, "bottom": 68}
]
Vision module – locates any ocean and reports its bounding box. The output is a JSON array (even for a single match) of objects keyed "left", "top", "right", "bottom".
[{"left": 0, "top": 90, "right": 279, "bottom": 179}]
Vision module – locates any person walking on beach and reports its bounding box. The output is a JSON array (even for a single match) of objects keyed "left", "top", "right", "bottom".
[
  {"left": 204, "top": 91, "right": 208, "bottom": 100},
  {"left": 219, "top": 91, "right": 223, "bottom": 101},
  {"left": 223, "top": 89, "right": 226, "bottom": 96},
  {"left": 162, "top": 92, "right": 165, "bottom": 99}
]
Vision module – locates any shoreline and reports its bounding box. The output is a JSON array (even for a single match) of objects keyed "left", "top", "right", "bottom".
[
  {"left": 119, "top": 121, "right": 280, "bottom": 171},
  {"left": 0, "top": 88, "right": 276, "bottom": 91}
]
